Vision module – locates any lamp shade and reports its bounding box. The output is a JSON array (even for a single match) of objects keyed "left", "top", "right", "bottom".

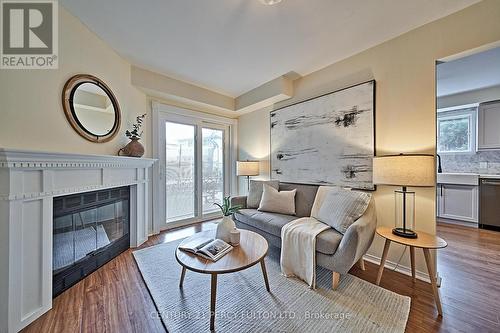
[
  {"left": 236, "top": 161, "right": 260, "bottom": 176},
  {"left": 373, "top": 154, "right": 435, "bottom": 187}
]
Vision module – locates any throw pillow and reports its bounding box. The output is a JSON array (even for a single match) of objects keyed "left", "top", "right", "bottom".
[
  {"left": 247, "top": 180, "right": 279, "bottom": 208},
  {"left": 311, "top": 186, "right": 351, "bottom": 218},
  {"left": 316, "top": 188, "right": 372, "bottom": 234},
  {"left": 258, "top": 184, "right": 297, "bottom": 215}
]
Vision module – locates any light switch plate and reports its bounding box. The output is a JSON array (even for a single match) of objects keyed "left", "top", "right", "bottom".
[{"left": 480, "top": 162, "right": 488, "bottom": 169}]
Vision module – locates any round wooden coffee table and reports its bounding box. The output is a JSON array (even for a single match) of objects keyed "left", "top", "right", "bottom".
[{"left": 175, "top": 229, "right": 270, "bottom": 331}]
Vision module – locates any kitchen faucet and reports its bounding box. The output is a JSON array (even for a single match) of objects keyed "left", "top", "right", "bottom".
[{"left": 437, "top": 154, "right": 442, "bottom": 173}]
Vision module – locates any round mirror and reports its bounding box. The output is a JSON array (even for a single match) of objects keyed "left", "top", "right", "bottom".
[{"left": 62, "top": 74, "right": 121, "bottom": 142}]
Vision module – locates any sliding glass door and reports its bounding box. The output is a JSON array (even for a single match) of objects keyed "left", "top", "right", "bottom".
[
  {"left": 202, "top": 127, "right": 225, "bottom": 215},
  {"left": 165, "top": 122, "right": 196, "bottom": 222},
  {"left": 162, "top": 117, "right": 229, "bottom": 225}
]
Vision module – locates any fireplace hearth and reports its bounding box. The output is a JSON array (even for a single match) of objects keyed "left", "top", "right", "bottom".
[{"left": 52, "top": 186, "right": 130, "bottom": 297}]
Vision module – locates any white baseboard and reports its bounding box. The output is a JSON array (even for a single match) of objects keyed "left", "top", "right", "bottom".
[
  {"left": 363, "top": 253, "right": 431, "bottom": 284},
  {"left": 437, "top": 217, "right": 478, "bottom": 228},
  {"left": 159, "top": 217, "right": 219, "bottom": 232}
]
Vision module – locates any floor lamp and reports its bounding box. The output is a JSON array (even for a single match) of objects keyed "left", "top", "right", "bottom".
[
  {"left": 373, "top": 154, "right": 435, "bottom": 238},
  {"left": 236, "top": 161, "right": 260, "bottom": 192}
]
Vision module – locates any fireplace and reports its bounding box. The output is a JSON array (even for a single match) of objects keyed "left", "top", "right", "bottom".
[
  {"left": 1, "top": 149, "right": 154, "bottom": 332},
  {"left": 52, "top": 186, "right": 130, "bottom": 297}
]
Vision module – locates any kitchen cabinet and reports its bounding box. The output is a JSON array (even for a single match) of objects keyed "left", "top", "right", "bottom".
[
  {"left": 437, "top": 183, "right": 478, "bottom": 223},
  {"left": 478, "top": 101, "right": 500, "bottom": 150}
]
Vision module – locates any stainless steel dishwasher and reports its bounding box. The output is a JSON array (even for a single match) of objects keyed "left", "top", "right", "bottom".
[{"left": 479, "top": 178, "right": 500, "bottom": 231}]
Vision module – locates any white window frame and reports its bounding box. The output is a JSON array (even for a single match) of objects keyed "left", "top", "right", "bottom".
[
  {"left": 151, "top": 101, "right": 238, "bottom": 232},
  {"left": 437, "top": 107, "right": 477, "bottom": 154}
]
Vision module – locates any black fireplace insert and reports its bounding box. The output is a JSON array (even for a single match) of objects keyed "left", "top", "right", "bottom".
[{"left": 52, "top": 186, "right": 130, "bottom": 297}]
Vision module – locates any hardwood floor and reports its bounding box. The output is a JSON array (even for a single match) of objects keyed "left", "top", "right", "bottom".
[
  {"left": 23, "top": 221, "right": 500, "bottom": 333},
  {"left": 355, "top": 222, "right": 500, "bottom": 333}
]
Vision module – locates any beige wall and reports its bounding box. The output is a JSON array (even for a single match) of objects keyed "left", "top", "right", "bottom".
[
  {"left": 237, "top": 106, "right": 273, "bottom": 192},
  {"left": 131, "top": 66, "right": 235, "bottom": 116},
  {"left": 238, "top": 0, "right": 500, "bottom": 274},
  {"left": 0, "top": 6, "right": 150, "bottom": 157}
]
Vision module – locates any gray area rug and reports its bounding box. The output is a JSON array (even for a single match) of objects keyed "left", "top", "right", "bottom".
[{"left": 133, "top": 239, "right": 410, "bottom": 333}]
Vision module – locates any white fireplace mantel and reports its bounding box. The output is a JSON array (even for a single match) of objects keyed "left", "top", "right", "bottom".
[{"left": 0, "top": 148, "right": 156, "bottom": 333}]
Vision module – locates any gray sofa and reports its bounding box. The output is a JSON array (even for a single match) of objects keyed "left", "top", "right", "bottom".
[{"left": 231, "top": 182, "right": 377, "bottom": 289}]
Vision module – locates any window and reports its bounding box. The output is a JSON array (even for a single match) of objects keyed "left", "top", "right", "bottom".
[{"left": 437, "top": 108, "right": 476, "bottom": 154}]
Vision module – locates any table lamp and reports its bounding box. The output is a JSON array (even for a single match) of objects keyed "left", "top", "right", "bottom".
[
  {"left": 236, "top": 161, "right": 260, "bottom": 191},
  {"left": 373, "top": 154, "right": 435, "bottom": 238}
]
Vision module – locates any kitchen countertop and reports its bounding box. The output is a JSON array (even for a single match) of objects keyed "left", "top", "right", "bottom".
[
  {"left": 479, "top": 174, "right": 500, "bottom": 179},
  {"left": 437, "top": 173, "right": 478, "bottom": 185},
  {"left": 437, "top": 172, "right": 500, "bottom": 185}
]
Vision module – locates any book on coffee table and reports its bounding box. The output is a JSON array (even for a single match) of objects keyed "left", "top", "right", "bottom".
[{"left": 179, "top": 237, "right": 233, "bottom": 261}]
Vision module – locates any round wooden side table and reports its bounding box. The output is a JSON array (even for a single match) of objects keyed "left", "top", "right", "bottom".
[{"left": 375, "top": 226, "right": 447, "bottom": 316}]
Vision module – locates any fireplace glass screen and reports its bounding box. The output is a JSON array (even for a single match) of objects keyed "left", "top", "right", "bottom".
[
  {"left": 53, "top": 200, "right": 128, "bottom": 271},
  {"left": 53, "top": 187, "right": 129, "bottom": 296}
]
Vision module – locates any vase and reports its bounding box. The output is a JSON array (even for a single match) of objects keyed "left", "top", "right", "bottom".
[
  {"left": 118, "top": 137, "right": 144, "bottom": 157},
  {"left": 216, "top": 215, "right": 236, "bottom": 242},
  {"left": 229, "top": 228, "right": 240, "bottom": 246}
]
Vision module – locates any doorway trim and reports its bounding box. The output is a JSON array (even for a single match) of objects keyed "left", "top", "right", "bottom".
[
  {"left": 152, "top": 101, "right": 238, "bottom": 233},
  {"left": 434, "top": 39, "right": 500, "bottom": 286}
]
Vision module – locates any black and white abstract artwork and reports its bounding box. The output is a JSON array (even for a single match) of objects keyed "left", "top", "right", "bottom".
[{"left": 270, "top": 80, "right": 375, "bottom": 190}]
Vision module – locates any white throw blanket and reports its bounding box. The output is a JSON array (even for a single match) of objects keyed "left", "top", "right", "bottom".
[{"left": 280, "top": 217, "right": 330, "bottom": 288}]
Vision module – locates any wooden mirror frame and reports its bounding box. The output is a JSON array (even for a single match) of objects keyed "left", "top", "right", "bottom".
[{"left": 62, "top": 74, "right": 121, "bottom": 143}]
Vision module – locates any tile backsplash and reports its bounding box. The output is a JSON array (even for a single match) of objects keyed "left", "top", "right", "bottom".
[{"left": 440, "top": 150, "right": 500, "bottom": 174}]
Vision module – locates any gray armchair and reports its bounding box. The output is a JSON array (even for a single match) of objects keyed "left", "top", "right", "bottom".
[{"left": 316, "top": 199, "right": 376, "bottom": 287}]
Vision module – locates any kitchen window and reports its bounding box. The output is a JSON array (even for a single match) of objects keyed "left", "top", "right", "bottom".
[{"left": 437, "top": 107, "right": 477, "bottom": 154}]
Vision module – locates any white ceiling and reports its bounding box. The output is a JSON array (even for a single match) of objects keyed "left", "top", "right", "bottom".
[
  {"left": 437, "top": 46, "right": 500, "bottom": 97},
  {"left": 78, "top": 82, "right": 107, "bottom": 96},
  {"left": 61, "top": 0, "right": 479, "bottom": 97}
]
